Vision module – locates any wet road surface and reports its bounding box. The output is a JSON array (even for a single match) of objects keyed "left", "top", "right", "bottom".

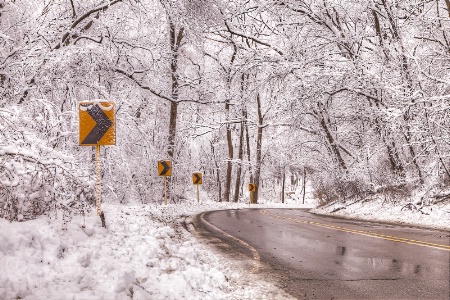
[{"left": 195, "top": 208, "right": 450, "bottom": 299}]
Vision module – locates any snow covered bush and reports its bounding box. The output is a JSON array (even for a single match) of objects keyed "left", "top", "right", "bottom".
[{"left": 0, "top": 102, "right": 94, "bottom": 221}]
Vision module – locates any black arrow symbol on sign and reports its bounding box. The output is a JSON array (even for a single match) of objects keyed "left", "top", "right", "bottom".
[
  {"left": 193, "top": 173, "right": 201, "bottom": 184},
  {"left": 160, "top": 161, "right": 171, "bottom": 176},
  {"left": 82, "top": 105, "right": 113, "bottom": 145},
  {"left": 249, "top": 184, "right": 255, "bottom": 192}
]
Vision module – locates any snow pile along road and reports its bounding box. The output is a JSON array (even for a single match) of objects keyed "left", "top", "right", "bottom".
[
  {"left": 0, "top": 203, "right": 295, "bottom": 300},
  {"left": 312, "top": 196, "right": 450, "bottom": 231}
]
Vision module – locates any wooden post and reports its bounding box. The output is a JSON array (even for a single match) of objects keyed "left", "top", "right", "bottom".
[
  {"left": 164, "top": 176, "right": 167, "bottom": 205},
  {"left": 196, "top": 184, "right": 200, "bottom": 203},
  {"left": 95, "top": 146, "right": 106, "bottom": 228},
  {"left": 95, "top": 145, "right": 101, "bottom": 215}
]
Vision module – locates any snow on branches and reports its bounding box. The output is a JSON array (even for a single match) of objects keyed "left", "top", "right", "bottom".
[{"left": 0, "top": 101, "right": 94, "bottom": 222}]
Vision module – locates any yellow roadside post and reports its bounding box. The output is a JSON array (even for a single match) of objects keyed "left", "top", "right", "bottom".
[
  {"left": 79, "top": 100, "right": 115, "bottom": 227},
  {"left": 192, "top": 172, "right": 203, "bottom": 203},
  {"left": 158, "top": 160, "right": 172, "bottom": 205},
  {"left": 248, "top": 183, "right": 257, "bottom": 204}
]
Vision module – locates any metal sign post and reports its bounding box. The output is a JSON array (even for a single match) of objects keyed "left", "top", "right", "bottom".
[
  {"left": 192, "top": 172, "right": 202, "bottom": 203},
  {"left": 95, "top": 145, "right": 101, "bottom": 215},
  {"left": 158, "top": 160, "right": 172, "bottom": 205},
  {"left": 196, "top": 185, "right": 200, "bottom": 204},
  {"left": 164, "top": 176, "right": 168, "bottom": 206},
  {"left": 79, "top": 100, "right": 115, "bottom": 224}
]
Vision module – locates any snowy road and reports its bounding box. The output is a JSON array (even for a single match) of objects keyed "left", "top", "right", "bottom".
[{"left": 196, "top": 208, "right": 450, "bottom": 299}]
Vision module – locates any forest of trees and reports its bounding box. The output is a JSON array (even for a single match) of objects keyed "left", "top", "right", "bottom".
[{"left": 0, "top": 0, "right": 449, "bottom": 220}]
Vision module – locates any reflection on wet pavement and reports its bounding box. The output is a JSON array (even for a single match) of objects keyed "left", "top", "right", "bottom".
[
  {"left": 205, "top": 208, "right": 450, "bottom": 299},
  {"left": 248, "top": 209, "right": 448, "bottom": 281}
]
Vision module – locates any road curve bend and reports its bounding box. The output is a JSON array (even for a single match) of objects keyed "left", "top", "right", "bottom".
[{"left": 194, "top": 208, "right": 450, "bottom": 300}]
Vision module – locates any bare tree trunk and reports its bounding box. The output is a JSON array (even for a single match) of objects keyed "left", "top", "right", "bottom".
[
  {"left": 425, "top": 107, "right": 450, "bottom": 178},
  {"left": 167, "top": 20, "right": 183, "bottom": 158},
  {"left": 168, "top": 102, "right": 178, "bottom": 158},
  {"left": 223, "top": 45, "right": 237, "bottom": 202},
  {"left": 233, "top": 74, "right": 247, "bottom": 203},
  {"left": 224, "top": 101, "right": 233, "bottom": 202},
  {"left": 381, "top": 0, "right": 423, "bottom": 183},
  {"left": 369, "top": 98, "right": 405, "bottom": 176},
  {"left": 244, "top": 108, "right": 253, "bottom": 184},
  {"left": 210, "top": 141, "right": 222, "bottom": 202},
  {"left": 316, "top": 104, "right": 347, "bottom": 171},
  {"left": 254, "top": 93, "right": 264, "bottom": 203},
  {"left": 281, "top": 170, "right": 285, "bottom": 204},
  {"left": 444, "top": 0, "right": 450, "bottom": 17},
  {"left": 437, "top": 1, "right": 450, "bottom": 48},
  {"left": 233, "top": 109, "right": 245, "bottom": 203},
  {"left": 320, "top": 117, "right": 347, "bottom": 171},
  {"left": 166, "top": 13, "right": 184, "bottom": 202}
]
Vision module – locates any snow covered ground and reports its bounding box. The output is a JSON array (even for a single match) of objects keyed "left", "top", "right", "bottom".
[
  {"left": 312, "top": 196, "right": 450, "bottom": 231},
  {"left": 0, "top": 200, "right": 309, "bottom": 300},
  {"left": 2, "top": 187, "right": 449, "bottom": 300}
]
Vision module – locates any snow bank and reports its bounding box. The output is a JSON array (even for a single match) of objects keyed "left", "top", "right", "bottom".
[
  {"left": 0, "top": 202, "right": 295, "bottom": 300},
  {"left": 312, "top": 197, "right": 450, "bottom": 231}
]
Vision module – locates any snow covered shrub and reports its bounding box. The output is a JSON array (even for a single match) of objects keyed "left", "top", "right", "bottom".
[
  {"left": 311, "top": 169, "right": 371, "bottom": 205},
  {"left": 0, "top": 102, "right": 94, "bottom": 221},
  {"left": 374, "top": 183, "right": 413, "bottom": 204},
  {"left": 368, "top": 158, "right": 416, "bottom": 202},
  {"left": 311, "top": 173, "right": 339, "bottom": 205}
]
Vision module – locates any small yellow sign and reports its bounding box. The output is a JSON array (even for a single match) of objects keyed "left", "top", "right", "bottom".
[
  {"left": 79, "top": 101, "right": 115, "bottom": 146},
  {"left": 248, "top": 183, "right": 256, "bottom": 192},
  {"left": 192, "top": 173, "right": 202, "bottom": 185},
  {"left": 158, "top": 160, "right": 172, "bottom": 176}
]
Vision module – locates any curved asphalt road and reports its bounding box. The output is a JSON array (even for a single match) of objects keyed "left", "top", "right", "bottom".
[{"left": 194, "top": 208, "right": 450, "bottom": 299}]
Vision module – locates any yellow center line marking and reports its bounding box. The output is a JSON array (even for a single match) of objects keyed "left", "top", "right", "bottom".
[
  {"left": 260, "top": 210, "right": 450, "bottom": 252},
  {"left": 200, "top": 212, "right": 261, "bottom": 273}
]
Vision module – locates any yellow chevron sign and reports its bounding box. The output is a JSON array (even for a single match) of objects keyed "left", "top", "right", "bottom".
[
  {"left": 79, "top": 101, "right": 115, "bottom": 146},
  {"left": 158, "top": 160, "right": 172, "bottom": 176},
  {"left": 192, "top": 173, "right": 202, "bottom": 185}
]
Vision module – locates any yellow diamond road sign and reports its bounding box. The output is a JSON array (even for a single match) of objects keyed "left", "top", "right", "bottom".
[
  {"left": 192, "top": 173, "right": 202, "bottom": 185},
  {"left": 158, "top": 160, "right": 172, "bottom": 176},
  {"left": 79, "top": 101, "right": 115, "bottom": 146},
  {"left": 248, "top": 183, "right": 256, "bottom": 192}
]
